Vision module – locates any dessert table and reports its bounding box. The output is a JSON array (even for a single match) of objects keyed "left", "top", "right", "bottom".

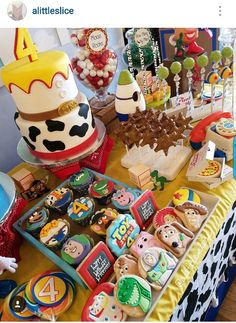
[{"left": 1, "top": 140, "right": 236, "bottom": 321}]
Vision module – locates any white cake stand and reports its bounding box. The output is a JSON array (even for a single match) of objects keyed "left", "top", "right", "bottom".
[
  {"left": 0, "top": 172, "right": 16, "bottom": 225},
  {"left": 121, "top": 144, "right": 192, "bottom": 181},
  {"left": 17, "top": 118, "right": 106, "bottom": 169}
]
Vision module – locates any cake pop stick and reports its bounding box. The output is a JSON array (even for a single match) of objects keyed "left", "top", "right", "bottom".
[
  {"left": 138, "top": 47, "right": 147, "bottom": 96},
  {"left": 170, "top": 61, "right": 182, "bottom": 107},
  {"left": 126, "top": 44, "right": 135, "bottom": 77},
  {"left": 151, "top": 37, "right": 162, "bottom": 90},
  {"left": 157, "top": 66, "right": 169, "bottom": 111},
  {"left": 197, "top": 54, "right": 209, "bottom": 107},
  {"left": 183, "top": 57, "right": 195, "bottom": 116},
  {"left": 210, "top": 50, "right": 222, "bottom": 113},
  {"left": 220, "top": 46, "right": 233, "bottom": 111}
]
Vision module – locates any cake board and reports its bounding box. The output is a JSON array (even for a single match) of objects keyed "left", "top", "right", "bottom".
[{"left": 0, "top": 172, "right": 16, "bottom": 225}]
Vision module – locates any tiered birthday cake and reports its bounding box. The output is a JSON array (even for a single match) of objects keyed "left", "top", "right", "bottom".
[{"left": 1, "top": 50, "right": 98, "bottom": 161}]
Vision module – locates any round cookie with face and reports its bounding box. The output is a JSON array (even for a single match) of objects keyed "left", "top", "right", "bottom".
[
  {"left": 61, "top": 234, "right": 93, "bottom": 265},
  {"left": 114, "top": 275, "right": 152, "bottom": 318},
  {"left": 45, "top": 187, "right": 73, "bottom": 213},
  {"left": 129, "top": 231, "right": 162, "bottom": 258},
  {"left": 89, "top": 179, "right": 115, "bottom": 205},
  {"left": 26, "top": 207, "right": 49, "bottom": 235},
  {"left": 111, "top": 188, "right": 141, "bottom": 211},
  {"left": 114, "top": 254, "right": 140, "bottom": 280},
  {"left": 40, "top": 219, "right": 70, "bottom": 248},
  {"left": 90, "top": 208, "right": 118, "bottom": 236},
  {"left": 69, "top": 169, "right": 94, "bottom": 195},
  {"left": 153, "top": 207, "right": 182, "bottom": 229}
]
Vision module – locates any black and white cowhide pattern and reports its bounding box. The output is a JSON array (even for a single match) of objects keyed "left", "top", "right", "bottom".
[{"left": 170, "top": 201, "right": 236, "bottom": 321}]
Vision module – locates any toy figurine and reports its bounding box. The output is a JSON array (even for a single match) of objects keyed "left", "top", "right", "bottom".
[
  {"left": 150, "top": 170, "right": 169, "bottom": 191},
  {"left": 174, "top": 32, "right": 185, "bottom": 60},
  {"left": 0, "top": 256, "right": 18, "bottom": 275}
]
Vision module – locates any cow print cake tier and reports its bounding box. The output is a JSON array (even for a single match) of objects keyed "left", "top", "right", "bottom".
[{"left": 1, "top": 50, "right": 98, "bottom": 162}]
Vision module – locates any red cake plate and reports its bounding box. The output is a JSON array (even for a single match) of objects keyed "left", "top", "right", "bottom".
[{"left": 17, "top": 118, "right": 112, "bottom": 179}]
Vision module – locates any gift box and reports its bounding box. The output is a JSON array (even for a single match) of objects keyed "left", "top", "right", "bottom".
[
  {"left": 128, "top": 164, "right": 151, "bottom": 188},
  {"left": 11, "top": 168, "right": 35, "bottom": 191}
]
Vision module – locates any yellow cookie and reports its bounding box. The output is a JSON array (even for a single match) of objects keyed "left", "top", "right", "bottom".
[{"left": 173, "top": 188, "right": 201, "bottom": 206}]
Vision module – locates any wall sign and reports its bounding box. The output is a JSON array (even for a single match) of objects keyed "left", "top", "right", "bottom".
[{"left": 130, "top": 190, "right": 159, "bottom": 229}]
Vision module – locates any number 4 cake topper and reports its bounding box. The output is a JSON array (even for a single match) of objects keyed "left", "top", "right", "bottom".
[{"left": 14, "top": 28, "right": 38, "bottom": 62}]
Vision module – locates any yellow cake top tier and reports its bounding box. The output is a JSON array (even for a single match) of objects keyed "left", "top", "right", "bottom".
[{"left": 1, "top": 50, "right": 71, "bottom": 93}]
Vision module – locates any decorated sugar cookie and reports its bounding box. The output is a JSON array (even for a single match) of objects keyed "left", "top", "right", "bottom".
[
  {"left": 174, "top": 202, "right": 208, "bottom": 232},
  {"left": 114, "top": 254, "right": 139, "bottom": 280},
  {"left": 69, "top": 169, "right": 94, "bottom": 195},
  {"left": 172, "top": 188, "right": 201, "bottom": 206},
  {"left": 114, "top": 275, "right": 152, "bottom": 318},
  {"left": 197, "top": 160, "right": 221, "bottom": 178},
  {"left": 89, "top": 179, "right": 115, "bottom": 205},
  {"left": 138, "top": 247, "right": 177, "bottom": 290},
  {"left": 26, "top": 207, "right": 49, "bottom": 235},
  {"left": 155, "top": 222, "right": 194, "bottom": 258},
  {"left": 106, "top": 214, "right": 140, "bottom": 257},
  {"left": 129, "top": 231, "right": 162, "bottom": 258},
  {"left": 111, "top": 188, "right": 141, "bottom": 211},
  {"left": 215, "top": 118, "right": 236, "bottom": 137},
  {"left": 61, "top": 234, "right": 93, "bottom": 265},
  {"left": 153, "top": 207, "right": 182, "bottom": 229},
  {"left": 45, "top": 187, "right": 73, "bottom": 213},
  {"left": 81, "top": 282, "right": 127, "bottom": 321},
  {"left": 40, "top": 219, "right": 70, "bottom": 248},
  {"left": 90, "top": 208, "right": 118, "bottom": 236},
  {"left": 67, "top": 197, "right": 95, "bottom": 226}
]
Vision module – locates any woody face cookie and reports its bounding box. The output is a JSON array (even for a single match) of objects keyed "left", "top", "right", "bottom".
[
  {"left": 174, "top": 202, "right": 208, "bottom": 232},
  {"left": 138, "top": 247, "right": 177, "bottom": 290},
  {"left": 81, "top": 282, "right": 127, "bottom": 321},
  {"left": 40, "top": 219, "right": 70, "bottom": 248},
  {"left": 114, "top": 254, "right": 139, "bottom": 280},
  {"left": 155, "top": 222, "right": 194, "bottom": 258},
  {"left": 114, "top": 275, "right": 152, "bottom": 318},
  {"left": 90, "top": 208, "right": 118, "bottom": 236},
  {"left": 129, "top": 231, "right": 162, "bottom": 258}
]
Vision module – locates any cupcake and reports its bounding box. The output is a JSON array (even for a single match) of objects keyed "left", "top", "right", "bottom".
[
  {"left": 39, "top": 218, "right": 70, "bottom": 248},
  {"left": 90, "top": 208, "right": 118, "bottom": 236},
  {"left": 26, "top": 207, "right": 49, "bottom": 235},
  {"left": 67, "top": 197, "right": 95, "bottom": 226},
  {"left": 111, "top": 188, "right": 141, "bottom": 212},
  {"left": 61, "top": 234, "right": 93, "bottom": 266},
  {"left": 89, "top": 179, "right": 115, "bottom": 205},
  {"left": 45, "top": 187, "right": 73, "bottom": 214},
  {"left": 69, "top": 169, "right": 94, "bottom": 195}
]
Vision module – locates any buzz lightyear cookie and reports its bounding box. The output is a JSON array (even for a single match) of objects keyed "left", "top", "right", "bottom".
[
  {"left": 45, "top": 187, "right": 73, "bottom": 213},
  {"left": 81, "top": 282, "right": 127, "bottom": 321},
  {"left": 67, "top": 197, "right": 95, "bottom": 226},
  {"left": 106, "top": 214, "right": 140, "bottom": 257},
  {"left": 172, "top": 188, "right": 201, "bottom": 206},
  {"left": 114, "top": 275, "right": 152, "bottom": 318},
  {"left": 215, "top": 118, "right": 236, "bottom": 137},
  {"left": 114, "top": 254, "right": 140, "bottom": 280},
  {"left": 39, "top": 219, "right": 70, "bottom": 248},
  {"left": 129, "top": 231, "right": 162, "bottom": 258},
  {"left": 111, "top": 188, "right": 141, "bottom": 212},
  {"left": 90, "top": 208, "right": 118, "bottom": 236},
  {"left": 174, "top": 202, "right": 208, "bottom": 232},
  {"left": 197, "top": 160, "right": 221, "bottom": 178},
  {"left": 153, "top": 207, "right": 182, "bottom": 229},
  {"left": 26, "top": 207, "right": 49, "bottom": 235},
  {"left": 61, "top": 234, "right": 93, "bottom": 265},
  {"left": 138, "top": 247, "right": 177, "bottom": 290}
]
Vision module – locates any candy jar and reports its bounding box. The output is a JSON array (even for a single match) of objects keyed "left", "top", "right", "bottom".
[
  {"left": 122, "top": 28, "right": 154, "bottom": 71},
  {"left": 69, "top": 28, "right": 118, "bottom": 109}
]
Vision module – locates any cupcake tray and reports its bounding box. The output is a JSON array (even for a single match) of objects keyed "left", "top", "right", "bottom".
[{"left": 13, "top": 169, "right": 142, "bottom": 287}]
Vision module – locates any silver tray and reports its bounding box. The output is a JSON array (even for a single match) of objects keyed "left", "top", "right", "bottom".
[{"left": 0, "top": 172, "right": 16, "bottom": 225}]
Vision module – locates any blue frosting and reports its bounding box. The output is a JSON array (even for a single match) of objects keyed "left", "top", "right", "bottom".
[{"left": 0, "top": 185, "right": 9, "bottom": 219}]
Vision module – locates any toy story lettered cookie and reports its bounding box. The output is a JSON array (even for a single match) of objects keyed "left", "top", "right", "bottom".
[
  {"left": 67, "top": 197, "right": 95, "bottom": 226},
  {"left": 40, "top": 219, "right": 70, "bottom": 248},
  {"left": 138, "top": 247, "right": 177, "bottom": 290},
  {"left": 174, "top": 201, "right": 208, "bottom": 232},
  {"left": 155, "top": 222, "right": 194, "bottom": 258},
  {"left": 90, "top": 208, "right": 118, "bottom": 236},
  {"left": 111, "top": 188, "right": 141, "bottom": 212},
  {"left": 106, "top": 214, "right": 140, "bottom": 257},
  {"left": 129, "top": 231, "right": 162, "bottom": 258},
  {"left": 61, "top": 234, "right": 93, "bottom": 265},
  {"left": 81, "top": 282, "right": 127, "bottom": 321},
  {"left": 172, "top": 188, "right": 201, "bottom": 206},
  {"left": 114, "top": 254, "right": 140, "bottom": 280},
  {"left": 153, "top": 207, "right": 182, "bottom": 229},
  {"left": 45, "top": 187, "right": 73, "bottom": 213},
  {"left": 114, "top": 275, "right": 152, "bottom": 318}
]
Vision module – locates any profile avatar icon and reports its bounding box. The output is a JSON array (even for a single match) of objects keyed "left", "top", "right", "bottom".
[{"left": 7, "top": 1, "right": 27, "bottom": 21}]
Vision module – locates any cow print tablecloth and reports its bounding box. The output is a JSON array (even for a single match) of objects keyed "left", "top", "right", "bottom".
[{"left": 170, "top": 201, "right": 236, "bottom": 321}]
